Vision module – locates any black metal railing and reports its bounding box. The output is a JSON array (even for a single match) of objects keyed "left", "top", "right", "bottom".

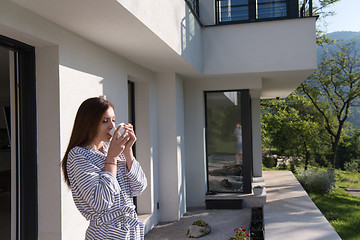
[
  {"left": 300, "top": 0, "right": 313, "bottom": 17},
  {"left": 184, "top": 0, "right": 314, "bottom": 27},
  {"left": 215, "top": 0, "right": 313, "bottom": 24},
  {"left": 185, "top": 0, "right": 203, "bottom": 27},
  {"left": 189, "top": 0, "right": 200, "bottom": 17}
]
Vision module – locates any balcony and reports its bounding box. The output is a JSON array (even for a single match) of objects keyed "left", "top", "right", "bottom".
[{"left": 186, "top": 0, "right": 313, "bottom": 27}]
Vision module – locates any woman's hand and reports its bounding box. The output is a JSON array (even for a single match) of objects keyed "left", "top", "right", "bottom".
[
  {"left": 122, "top": 123, "right": 136, "bottom": 170},
  {"left": 123, "top": 124, "right": 137, "bottom": 151},
  {"left": 107, "top": 125, "right": 131, "bottom": 159}
]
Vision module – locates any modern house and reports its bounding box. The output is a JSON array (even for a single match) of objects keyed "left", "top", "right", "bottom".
[{"left": 0, "top": 0, "right": 317, "bottom": 239}]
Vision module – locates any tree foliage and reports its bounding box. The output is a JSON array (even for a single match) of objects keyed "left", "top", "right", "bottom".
[
  {"left": 300, "top": 40, "right": 360, "bottom": 168},
  {"left": 261, "top": 92, "right": 330, "bottom": 169}
]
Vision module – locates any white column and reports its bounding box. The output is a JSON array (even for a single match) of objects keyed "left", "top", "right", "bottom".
[
  {"left": 251, "top": 98, "right": 262, "bottom": 177},
  {"left": 156, "top": 73, "right": 186, "bottom": 222}
]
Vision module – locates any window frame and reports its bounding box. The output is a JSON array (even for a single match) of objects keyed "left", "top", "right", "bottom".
[
  {"left": 215, "top": 0, "right": 300, "bottom": 25},
  {"left": 204, "top": 89, "right": 252, "bottom": 194}
]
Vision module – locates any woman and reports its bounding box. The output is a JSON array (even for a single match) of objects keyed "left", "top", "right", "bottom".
[
  {"left": 61, "top": 97, "right": 147, "bottom": 239},
  {"left": 234, "top": 123, "right": 242, "bottom": 165}
]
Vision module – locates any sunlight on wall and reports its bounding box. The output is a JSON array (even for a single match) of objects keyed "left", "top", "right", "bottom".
[{"left": 59, "top": 65, "right": 104, "bottom": 155}]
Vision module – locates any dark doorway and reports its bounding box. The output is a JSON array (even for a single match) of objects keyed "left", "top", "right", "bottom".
[{"left": 0, "top": 35, "right": 37, "bottom": 240}]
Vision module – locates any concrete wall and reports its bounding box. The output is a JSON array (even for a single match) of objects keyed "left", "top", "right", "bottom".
[
  {"left": 202, "top": 18, "right": 317, "bottom": 75},
  {"left": 156, "top": 73, "right": 186, "bottom": 221},
  {"left": 116, "top": 0, "right": 203, "bottom": 72}
]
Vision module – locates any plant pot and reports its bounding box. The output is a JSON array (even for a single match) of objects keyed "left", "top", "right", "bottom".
[{"left": 253, "top": 187, "right": 263, "bottom": 195}]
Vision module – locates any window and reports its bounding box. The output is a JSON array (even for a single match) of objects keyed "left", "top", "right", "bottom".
[
  {"left": 205, "top": 90, "right": 252, "bottom": 194},
  {"left": 218, "top": 0, "right": 249, "bottom": 22},
  {"left": 216, "top": 0, "right": 293, "bottom": 24},
  {"left": 257, "top": 0, "right": 287, "bottom": 19}
]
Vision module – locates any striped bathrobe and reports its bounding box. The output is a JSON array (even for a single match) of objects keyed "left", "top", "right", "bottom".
[{"left": 67, "top": 143, "right": 147, "bottom": 240}]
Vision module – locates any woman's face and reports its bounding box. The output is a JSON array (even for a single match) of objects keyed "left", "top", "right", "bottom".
[{"left": 94, "top": 107, "right": 116, "bottom": 143}]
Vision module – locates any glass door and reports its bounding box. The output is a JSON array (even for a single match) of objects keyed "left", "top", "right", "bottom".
[{"left": 205, "top": 90, "right": 244, "bottom": 193}]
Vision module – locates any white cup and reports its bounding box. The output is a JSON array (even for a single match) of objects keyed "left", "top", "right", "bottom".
[{"left": 109, "top": 123, "right": 127, "bottom": 139}]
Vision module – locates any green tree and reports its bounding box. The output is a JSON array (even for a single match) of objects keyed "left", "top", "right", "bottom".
[
  {"left": 261, "top": 92, "right": 329, "bottom": 170},
  {"left": 337, "top": 127, "right": 360, "bottom": 169},
  {"left": 300, "top": 41, "right": 360, "bottom": 169}
]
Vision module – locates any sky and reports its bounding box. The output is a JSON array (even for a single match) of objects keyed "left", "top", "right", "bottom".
[{"left": 318, "top": 0, "right": 360, "bottom": 33}]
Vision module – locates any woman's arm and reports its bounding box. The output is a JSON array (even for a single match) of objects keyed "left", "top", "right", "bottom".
[
  {"left": 122, "top": 156, "right": 147, "bottom": 196},
  {"left": 68, "top": 147, "right": 120, "bottom": 212}
]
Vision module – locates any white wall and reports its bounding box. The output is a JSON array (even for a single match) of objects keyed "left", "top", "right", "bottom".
[
  {"left": 202, "top": 18, "right": 317, "bottom": 75},
  {"left": 156, "top": 73, "right": 186, "bottom": 221},
  {"left": 0, "top": 1, "right": 159, "bottom": 239},
  {"left": 116, "top": 0, "right": 203, "bottom": 73},
  {"left": 251, "top": 98, "right": 262, "bottom": 177},
  {"left": 184, "top": 77, "right": 262, "bottom": 207}
]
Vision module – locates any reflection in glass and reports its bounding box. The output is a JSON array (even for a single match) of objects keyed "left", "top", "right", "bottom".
[
  {"left": 257, "top": 0, "right": 287, "bottom": 19},
  {"left": 218, "top": 0, "right": 249, "bottom": 22},
  {"left": 205, "top": 91, "right": 243, "bottom": 193}
]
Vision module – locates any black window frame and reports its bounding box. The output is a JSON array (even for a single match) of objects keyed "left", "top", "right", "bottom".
[
  {"left": 215, "top": 0, "right": 300, "bottom": 25},
  {"left": 0, "top": 34, "right": 38, "bottom": 240},
  {"left": 204, "top": 89, "right": 252, "bottom": 194}
]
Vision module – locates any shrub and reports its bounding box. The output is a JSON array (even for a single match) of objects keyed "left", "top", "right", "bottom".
[
  {"left": 297, "top": 168, "right": 335, "bottom": 194},
  {"left": 344, "top": 159, "right": 359, "bottom": 173},
  {"left": 263, "top": 156, "right": 277, "bottom": 168}
]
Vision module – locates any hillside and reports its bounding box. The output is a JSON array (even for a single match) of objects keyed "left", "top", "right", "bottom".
[
  {"left": 322, "top": 31, "right": 360, "bottom": 128},
  {"left": 327, "top": 31, "right": 360, "bottom": 42}
]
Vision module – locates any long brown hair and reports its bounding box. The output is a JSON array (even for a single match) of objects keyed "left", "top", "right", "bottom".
[{"left": 61, "top": 97, "right": 114, "bottom": 187}]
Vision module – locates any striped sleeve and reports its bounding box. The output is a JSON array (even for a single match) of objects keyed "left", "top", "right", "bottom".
[
  {"left": 126, "top": 159, "right": 147, "bottom": 197},
  {"left": 67, "top": 147, "right": 121, "bottom": 212}
]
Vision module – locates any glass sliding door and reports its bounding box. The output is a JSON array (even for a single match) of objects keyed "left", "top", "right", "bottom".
[{"left": 205, "top": 90, "right": 245, "bottom": 193}]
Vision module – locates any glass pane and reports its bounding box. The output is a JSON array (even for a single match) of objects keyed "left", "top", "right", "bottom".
[
  {"left": 218, "top": 0, "right": 249, "bottom": 22},
  {"left": 206, "top": 91, "right": 243, "bottom": 193},
  {"left": 257, "top": 0, "right": 287, "bottom": 19}
]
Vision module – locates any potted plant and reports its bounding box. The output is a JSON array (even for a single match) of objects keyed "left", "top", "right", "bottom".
[{"left": 229, "top": 227, "right": 250, "bottom": 240}]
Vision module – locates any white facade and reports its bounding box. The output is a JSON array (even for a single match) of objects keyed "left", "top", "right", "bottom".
[{"left": 0, "top": 0, "right": 317, "bottom": 239}]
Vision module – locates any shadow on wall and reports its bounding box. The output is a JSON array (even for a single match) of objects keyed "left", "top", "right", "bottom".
[{"left": 181, "top": 6, "right": 202, "bottom": 73}]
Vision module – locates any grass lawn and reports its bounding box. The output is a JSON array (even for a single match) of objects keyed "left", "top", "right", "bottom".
[
  {"left": 310, "top": 169, "right": 360, "bottom": 240},
  {"left": 310, "top": 188, "right": 360, "bottom": 240},
  {"left": 263, "top": 167, "right": 360, "bottom": 239}
]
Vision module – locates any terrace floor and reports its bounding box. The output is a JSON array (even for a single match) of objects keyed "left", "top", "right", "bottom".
[
  {"left": 145, "top": 171, "right": 341, "bottom": 240},
  {"left": 264, "top": 171, "right": 341, "bottom": 240}
]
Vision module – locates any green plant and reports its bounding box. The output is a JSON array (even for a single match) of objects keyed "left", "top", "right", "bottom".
[
  {"left": 262, "top": 156, "right": 277, "bottom": 168},
  {"left": 297, "top": 168, "right": 335, "bottom": 194},
  {"left": 192, "top": 219, "right": 207, "bottom": 227},
  {"left": 344, "top": 159, "right": 359, "bottom": 173},
  {"left": 229, "top": 227, "right": 250, "bottom": 240}
]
